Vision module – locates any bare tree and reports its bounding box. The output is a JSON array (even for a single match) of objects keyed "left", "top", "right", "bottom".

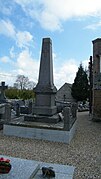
[
  {"left": 27, "top": 81, "right": 36, "bottom": 90},
  {"left": 15, "top": 75, "right": 29, "bottom": 90}
]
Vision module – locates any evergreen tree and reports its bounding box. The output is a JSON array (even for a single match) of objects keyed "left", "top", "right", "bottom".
[{"left": 71, "top": 63, "right": 89, "bottom": 102}]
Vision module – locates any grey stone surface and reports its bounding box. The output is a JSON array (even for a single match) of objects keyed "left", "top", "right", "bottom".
[
  {"left": 92, "top": 38, "right": 101, "bottom": 121},
  {"left": 4, "top": 103, "right": 11, "bottom": 122},
  {"left": 24, "top": 113, "right": 60, "bottom": 123},
  {"left": 0, "top": 104, "right": 5, "bottom": 115},
  {"left": 3, "top": 120, "right": 77, "bottom": 143},
  {"left": 20, "top": 106, "right": 29, "bottom": 114},
  {"left": 0, "top": 155, "right": 75, "bottom": 179},
  {"left": 20, "top": 101, "right": 33, "bottom": 114},
  {"left": 33, "top": 38, "right": 58, "bottom": 120},
  {"left": 63, "top": 106, "right": 77, "bottom": 131},
  {"left": 0, "top": 155, "right": 40, "bottom": 179},
  {"left": 28, "top": 101, "right": 33, "bottom": 114},
  {"left": 15, "top": 103, "right": 20, "bottom": 117},
  {"left": 0, "top": 82, "right": 8, "bottom": 103},
  {"left": 0, "top": 103, "right": 11, "bottom": 121},
  {"left": 63, "top": 107, "right": 71, "bottom": 131},
  {"left": 35, "top": 162, "right": 75, "bottom": 179}
]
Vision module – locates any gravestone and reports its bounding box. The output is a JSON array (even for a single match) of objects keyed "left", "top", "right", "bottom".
[
  {"left": 63, "top": 105, "right": 77, "bottom": 131},
  {"left": 20, "top": 100, "right": 33, "bottom": 114},
  {"left": 0, "top": 103, "right": 11, "bottom": 129},
  {"left": 0, "top": 82, "right": 8, "bottom": 103},
  {"left": 15, "top": 103, "right": 20, "bottom": 117},
  {"left": 28, "top": 101, "right": 33, "bottom": 114},
  {"left": 4, "top": 103, "right": 11, "bottom": 122}
]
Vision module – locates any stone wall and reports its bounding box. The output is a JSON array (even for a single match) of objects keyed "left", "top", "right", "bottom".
[
  {"left": 93, "top": 90, "right": 101, "bottom": 118},
  {"left": 92, "top": 38, "right": 101, "bottom": 120}
]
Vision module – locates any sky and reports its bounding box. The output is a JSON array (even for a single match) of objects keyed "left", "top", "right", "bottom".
[{"left": 0, "top": 0, "right": 101, "bottom": 89}]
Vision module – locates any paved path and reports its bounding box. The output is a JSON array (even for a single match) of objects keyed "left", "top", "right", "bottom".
[{"left": 0, "top": 111, "right": 101, "bottom": 178}]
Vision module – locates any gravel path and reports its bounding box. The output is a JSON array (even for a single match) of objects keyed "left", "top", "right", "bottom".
[{"left": 0, "top": 111, "right": 101, "bottom": 179}]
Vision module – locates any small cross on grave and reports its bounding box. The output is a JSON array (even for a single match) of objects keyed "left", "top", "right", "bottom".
[{"left": 0, "top": 81, "right": 8, "bottom": 103}]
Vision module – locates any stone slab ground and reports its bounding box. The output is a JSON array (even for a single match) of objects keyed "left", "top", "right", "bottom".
[{"left": 0, "top": 155, "right": 75, "bottom": 179}]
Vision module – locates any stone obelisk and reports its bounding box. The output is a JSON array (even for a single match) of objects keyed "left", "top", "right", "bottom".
[{"left": 33, "top": 38, "right": 58, "bottom": 122}]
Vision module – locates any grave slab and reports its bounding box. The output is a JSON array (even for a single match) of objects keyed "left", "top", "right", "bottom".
[
  {"left": 0, "top": 155, "right": 39, "bottom": 179},
  {"left": 3, "top": 120, "right": 77, "bottom": 143},
  {"left": 0, "top": 155, "right": 75, "bottom": 179}
]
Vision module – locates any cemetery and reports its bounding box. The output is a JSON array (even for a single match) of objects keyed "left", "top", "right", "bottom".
[
  {"left": 0, "top": 37, "right": 101, "bottom": 178},
  {"left": 2, "top": 38, "right": 77, "bottom": 145}
]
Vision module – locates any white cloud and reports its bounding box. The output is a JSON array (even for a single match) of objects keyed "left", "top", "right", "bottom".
[
  {"left": 0, "top": 49, "right": 39, "bottom": 86},
  {"left": 0, "top": 1, "right": 13, "bottom": 15},
  {"left": 54, "top": 59, "right": 78, "bottom": 89},
  {"left": 10, "top": 47, "right": 16, "bottom": 59},
  {"left": 15, "top": 52, "right": 79, "bottom": 89},
  {"left": 0, "top": 19, "right": 16, "bottom": 38},
  {"left": 14, "top": 0, "right": 101, "bottom": 31},
  {"left": 85, "top": 20, "right": 101, "bottom": 30},
  {"left": 0, "top": 19, "right": 33, "bottom": 49},
  {"left": 0, "top": 49, "right": 89, "bottom": 89},
  {"left": 38, "top": 11, "right": 62, "bottom": 31},
  {"left": 0, "top": 72, "right": 16, "bottom": 86},
  {"left": 82, "top": 60, "right": 89, "bottom": 69},
  {"left": 0, "top": 56, "right": 11, "bottom": 63},
  {"left": 16, "top": 31, "right": 33, "bottom": 48},
  {"left": 0, "top": 56, "right": 16, "bottom": 66},
  {"left": 54, "top": 58, "right": 89, "bottom": 89},
  {"left": 16, "top": 49, "right": 40, "bottom": 82}
]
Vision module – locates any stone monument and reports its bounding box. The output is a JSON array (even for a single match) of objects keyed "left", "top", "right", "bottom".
[
  {"left": 0, "top": 81, "right": 8, "bottom": 103},
  {"left": 28, "top": 38, "right": 59, "bottom": 123},
  {"left": 3, "top": 38, "right": 77, "bottom": 144},
  {"left": 33, "top": 38, "right": 57, "bottom": 115},
  {"left": 92, "top": 38, "right": 101, "bottom": 121}
]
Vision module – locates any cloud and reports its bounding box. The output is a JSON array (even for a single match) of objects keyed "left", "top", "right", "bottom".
[
  {"left": 16, "top": 49, "right": 40, "bottom": 82},
  {"left": 0, "top": 56, "right": 11, "bottom": 63},
  {"left": 54, "top": 59, "right": 78, "bottom": 88},
  {"left": 0, "top": 49, "right": 39, "bottom": 86},
  {"left": 0, "top": 56, "right": 15, "bottom": 66},
  {"left": 0, "top": 72, "right": 16, "bottom": 86},
  {"left": 0, "top": 1, "right": 12, "bottom": 15},
  {"left": 16, "top": 31, "right": 33, "bottom": 48},
  {"left": 0, "top": 19, "right": 33, "bottom": 49},
  {"left": 14, "top": 0, "right": 101, "bottom": 31},
  {"left": 0, "top": 19, "right": 16, "bottom": 38},
  {"left": 0, "top": 49, "right": 89, "bottom": 89},
  {"left": 10, "top": 47, "right": 16, "bottom": 59},
  {"left": 14, "top": 52, "right": 79, "bottom": 89},
  {"left": 85, "top": 20, "right": 101, "bottom": 30},
  {"left": 0, "top": 49, "right": 79, "bottom": 88}
]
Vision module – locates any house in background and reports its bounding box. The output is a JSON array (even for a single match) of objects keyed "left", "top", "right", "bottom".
[{"left": 56, "top": 83, "right": 75, "bottom": 102}]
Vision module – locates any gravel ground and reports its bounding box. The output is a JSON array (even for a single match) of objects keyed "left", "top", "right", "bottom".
[{"left": 0, "top": 111, "right": 101, "bottom": 179}]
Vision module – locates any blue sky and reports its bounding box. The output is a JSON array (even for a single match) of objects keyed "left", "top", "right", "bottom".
[{"left": 0, "top": 0, "right": 101, "bottom": 89}]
